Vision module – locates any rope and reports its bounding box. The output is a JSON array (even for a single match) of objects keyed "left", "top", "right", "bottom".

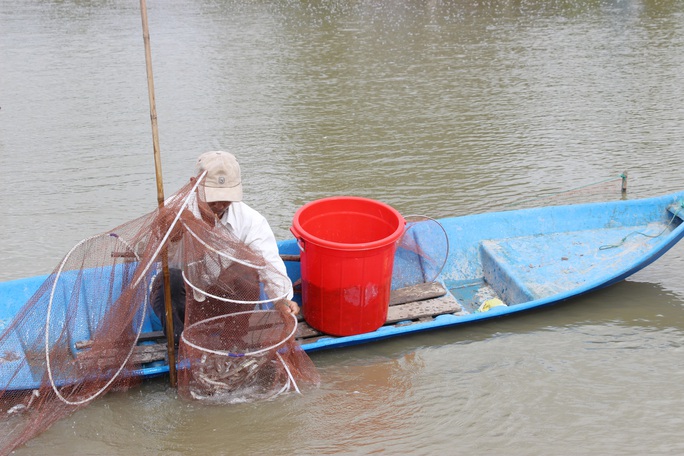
[
  {"left": 599, "top": 201, "right": 684, "bottom": 250},
  {"left": 277, "top": 352, "right": 301, "bottom": 395}
]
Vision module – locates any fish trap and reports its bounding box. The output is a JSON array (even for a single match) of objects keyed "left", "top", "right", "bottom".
[{"left": 178, "top": 310, "right": 303, "bottom": 404}]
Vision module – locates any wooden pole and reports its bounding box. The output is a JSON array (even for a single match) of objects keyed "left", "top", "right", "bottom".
[
  {"left": 139, "top": 0, "right": 177, "bottom": 388},
  {"left": 621, "top": 171, "right": 628, "bottom": 195}
]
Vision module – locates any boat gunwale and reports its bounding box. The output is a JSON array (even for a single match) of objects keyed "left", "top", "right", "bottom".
[{"left": 2, "top": 191, "right": 684, "bottom": 382}]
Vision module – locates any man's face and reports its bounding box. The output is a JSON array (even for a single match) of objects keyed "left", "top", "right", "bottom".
[{"left": 208, "top": 201, "right": 231, "bottom": 218}]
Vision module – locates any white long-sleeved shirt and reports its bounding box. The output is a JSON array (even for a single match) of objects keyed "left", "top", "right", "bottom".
[
  {"left": 183, "top": 194, "right": 293, "bottom": 300},
  {"left": 222, "top": 202, "right": 289, "bottom": 276}
]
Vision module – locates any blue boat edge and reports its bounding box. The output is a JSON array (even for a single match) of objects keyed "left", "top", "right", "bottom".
[{"left": 1, "top": 190, "right": 683, "bottom": 384}]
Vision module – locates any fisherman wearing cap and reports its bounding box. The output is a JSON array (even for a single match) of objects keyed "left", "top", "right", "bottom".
[{"left": 151, "top": 151, "right": 298, "bottom": 345}]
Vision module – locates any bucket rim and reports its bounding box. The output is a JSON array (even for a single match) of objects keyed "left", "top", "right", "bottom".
[{"left": 291, "top": 195, "right": 406, "bottom": 251}]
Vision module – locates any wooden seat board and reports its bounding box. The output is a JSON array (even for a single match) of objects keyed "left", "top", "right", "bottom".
[{"left": 76, "top": 282, "right": 455, "bottom": 363}]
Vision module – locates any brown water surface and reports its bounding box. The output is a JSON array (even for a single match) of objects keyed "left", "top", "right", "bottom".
[{"left": 2, "top": 1, "right": 684, "bottom": 454}]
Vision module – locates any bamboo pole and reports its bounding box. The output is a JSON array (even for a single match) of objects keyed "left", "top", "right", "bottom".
[{"left": 139, "top": 0, "right": 177, "bottom": 388}]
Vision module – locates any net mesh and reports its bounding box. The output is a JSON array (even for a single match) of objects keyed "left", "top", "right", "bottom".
[
  {"left": 392, "top": 215, "right": 449, "bottom": 290},
  {"left": 0, "top": 175, "right": 318, "bottom": 454}
]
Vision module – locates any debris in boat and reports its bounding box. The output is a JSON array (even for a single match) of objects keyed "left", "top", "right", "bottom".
[{"left": 477, "top": 298, "right": 507, "bottom": 312}]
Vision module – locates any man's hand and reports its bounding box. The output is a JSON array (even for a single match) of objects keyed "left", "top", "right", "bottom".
[{"left": 276, "top": 299, "right": 300, "bottom": 316}]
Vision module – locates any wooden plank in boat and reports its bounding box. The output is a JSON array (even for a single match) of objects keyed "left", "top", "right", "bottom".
[
  {"left": 75, "top": 332, "right": 169, "bottom": 366},
  {"left": 74, "top": 330, "right": 166, "bottom": 350},
  {"left": 296, "top": 282, "right": 461, "bottom": 342},
  {"left": 386, "top": 293, "right": 462, "bottom": 324},
  {"left": 389, "top": 282, "right": 447, "bottom": 306},
  {"left": 296, "top": 322, "right": 322, "bottom": 339},
  {"left": 129, "top": 344, "right": 168, "bottom": 364},
  {"left": 77, "top": 344, "right": 168, "bottom": 368},
  {"left": 75, "top": 282, "right": 454, "bottom": 362}
]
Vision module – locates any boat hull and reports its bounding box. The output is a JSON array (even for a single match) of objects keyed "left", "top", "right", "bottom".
[{"left": 2, "top": 191, "right": 683, "bottom": 386}]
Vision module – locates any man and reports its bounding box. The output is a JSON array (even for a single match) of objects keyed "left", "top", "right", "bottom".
[{"left": 151, "top": 150, "right": 298, "bottom": 346}]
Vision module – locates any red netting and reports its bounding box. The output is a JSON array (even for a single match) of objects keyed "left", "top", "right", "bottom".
[{"left": 0, "top": 174, "right": 319, "bottom": 455}]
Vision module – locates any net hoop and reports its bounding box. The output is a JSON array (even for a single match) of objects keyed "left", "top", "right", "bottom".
[
  {"left": 181, "top": 222, "right": 267, "bottom": 270},
  {"left": 179, "top": 309, "right": 298, "bottom": 357},
  {"left": 45, "top": 233, "right": 148, "bottom": 406},
  {"left": 181, "top": 266, "right": 291, "bottom": 305},
  {"left": 400, "top": 214, "right": 450, "bottom": 283},
  {"left": 276, "top": 352, "right": 301, "bottom": 395}
]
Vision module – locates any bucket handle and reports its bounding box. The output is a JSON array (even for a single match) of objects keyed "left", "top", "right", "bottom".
[{"left": 289, "top": 227, "right": 305, "bottom": 252}]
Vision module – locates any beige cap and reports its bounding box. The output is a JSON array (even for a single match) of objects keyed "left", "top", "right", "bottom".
[{"left": 195, "top": 151, "right": 243, "bottom": 202}]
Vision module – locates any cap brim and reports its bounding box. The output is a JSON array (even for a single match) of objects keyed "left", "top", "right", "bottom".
[{"left": 204, "top": 185, "right": 243, "bottom": 203}]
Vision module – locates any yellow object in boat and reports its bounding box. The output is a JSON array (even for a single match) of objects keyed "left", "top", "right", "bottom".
[{"left": 477, "top": 298, "right": 507, "bottom": 312}]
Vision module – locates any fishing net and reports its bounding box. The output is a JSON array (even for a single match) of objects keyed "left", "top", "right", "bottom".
[
  {"left": 179, "top": 310, "right": 304, "bottom": 403},
  {"left": 0, "top": 174, "right": 318, "bottom": 455},
  {"left": 392, "top": 215, "right": 449, "bottom": 289}
]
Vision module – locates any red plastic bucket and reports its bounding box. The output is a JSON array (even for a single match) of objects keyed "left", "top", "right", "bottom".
[{"left": 290, "top": 196, "right": 405, "bottom": 336}]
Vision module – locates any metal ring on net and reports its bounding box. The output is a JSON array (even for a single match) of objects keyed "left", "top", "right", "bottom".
[
  {"left": 393, "top": 214, "right": 450, "bottom": 286},
  {"left": 45, "top": 232, "right": 148, "bottom": 406},
  {"left": 180, "top": 263, "right": 292, "bottom": 305}
]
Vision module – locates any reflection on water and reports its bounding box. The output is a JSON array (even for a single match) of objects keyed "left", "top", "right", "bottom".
[{"left": 3, "top": 0, "right": 684, "bottom": 454}]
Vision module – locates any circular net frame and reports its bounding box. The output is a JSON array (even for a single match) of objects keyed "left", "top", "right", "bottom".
[
  {"left": 178, "top": 310, "right": 301, "bottom": 404},
  {"left": 391, "top": 215, "right": 449, "bottom": 290}
]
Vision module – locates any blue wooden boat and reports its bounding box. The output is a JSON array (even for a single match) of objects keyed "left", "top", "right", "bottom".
[{"left": 1, "top": 191, "right": 683, "bottom": 388}]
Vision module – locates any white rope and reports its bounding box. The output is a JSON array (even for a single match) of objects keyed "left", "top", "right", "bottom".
[{"left": 277, "top": 352, "right": 301, "bottom": 395}]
